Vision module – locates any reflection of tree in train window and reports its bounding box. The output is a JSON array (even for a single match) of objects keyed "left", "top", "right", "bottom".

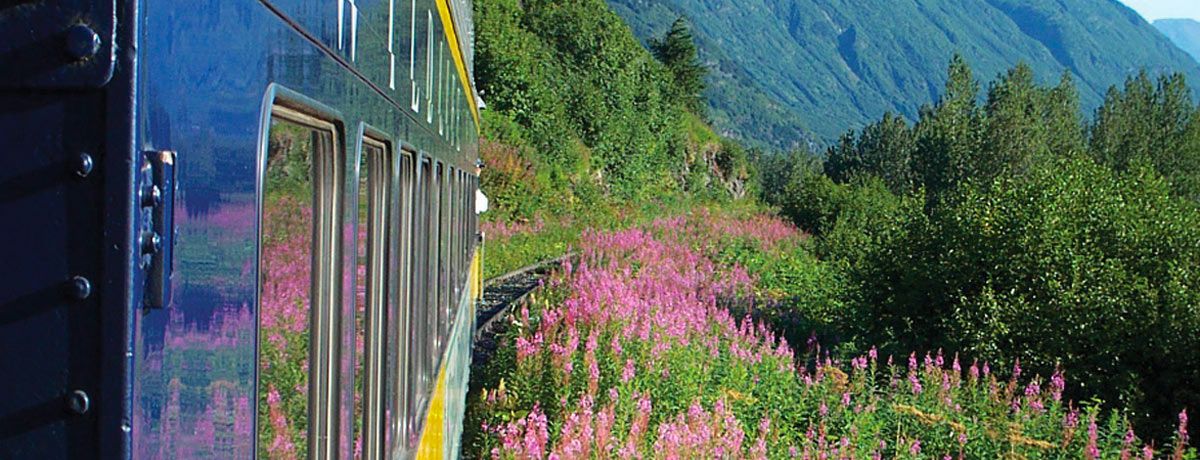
[
  {"left": 352, "top": 143, "right": 376, "bottom": 459},
  {"left": 258, "top": 117, "right": 323, "bottom": 460}
]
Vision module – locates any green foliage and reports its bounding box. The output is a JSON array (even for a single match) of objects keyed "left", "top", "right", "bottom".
[
  {"left": 609, "top": 0, "right": 1200, "bottom": 148},
  {"left": 468, "top": 210, "right": 1193, "bottom": 459},
  {"left": 1090, "top": 72, "right": 1200, "bottom": 200},
  {"left": 912, "top": 54, "right": 985, "bottom": 197},
  {"left": 650, "top": 17, "right": 706, "bottom": 116},
  {"left": 761, "top": 57, "right": 1200, "bottom": 441},
  {"left": 825, "top": 112, "right": 917, "bottom": 194},
  {"left": 475, "top": 0, "right": 753, "bottom": 220},
  {"left": 925, "top": 159, "right": 1200, "bottom": 437}
]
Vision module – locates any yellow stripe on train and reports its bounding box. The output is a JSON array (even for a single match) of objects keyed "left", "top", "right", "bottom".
[
  {"left": 416, "top": 246, "right": 483, "bottom": 459},
  {"left": 435, "top": 0, "right": 481, "bottom": 132},
  {"left": 416, "top": 367, "right": 449, "bottom": 460}
]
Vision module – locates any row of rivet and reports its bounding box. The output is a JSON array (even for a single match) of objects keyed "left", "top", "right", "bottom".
[{"left": 68, "top": 146, "right": 96, "bottom": 415}]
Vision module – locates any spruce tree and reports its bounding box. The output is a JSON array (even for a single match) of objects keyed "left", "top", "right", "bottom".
[
  {"left": 981, "top": 63, "right": 1043, "bottom": 181},
  {"left": 1043, "top": 72, "right": 1085, "bottom": 159},
  {"left": 651, "top": 17, "right": 707, "bottom": 115},
  {"left": 913, "top": 54, "right": 983, "bottom": 196},
  {"left": 1090, "top": 71, "right": 1200, "bottom": 199}
]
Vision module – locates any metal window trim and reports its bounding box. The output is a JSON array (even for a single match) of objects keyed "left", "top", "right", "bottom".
[
  {"left": 254, "top": 84, "right": 346, "bottom": 460},
  {"left": 355, "top": 126, "right": 393, "bottom": 460}
]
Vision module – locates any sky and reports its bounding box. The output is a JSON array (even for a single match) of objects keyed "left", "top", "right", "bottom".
[{"left": 1119, "top": 0, "right": 1200, "bottom": 22}]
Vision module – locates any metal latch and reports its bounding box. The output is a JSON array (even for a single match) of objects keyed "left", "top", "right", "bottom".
[{"left": 139, "top": 150, "right": 176, "bottom": 308}]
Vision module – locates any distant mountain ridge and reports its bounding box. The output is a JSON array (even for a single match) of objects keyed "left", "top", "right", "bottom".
[
  {"left": 1156, "top": 18, "right": 1200, "bottom": 63},
  {"left": 607, "top": 0, "right": 1200, "bottom": 148}
]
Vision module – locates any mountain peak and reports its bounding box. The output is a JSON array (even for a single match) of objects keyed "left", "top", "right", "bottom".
[
  {"left": 610, "top": 0, "right": 1200, "bottom": 148},
  {"left": 1155, "top": 18, "right": 1200, "bottom": 63}
]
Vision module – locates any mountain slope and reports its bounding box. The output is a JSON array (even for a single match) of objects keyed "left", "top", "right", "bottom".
[
  {"left": 1156, "top": 18, "right": 1200, "bottom": 63},
  {"left": 608, "top": 0, "right": 1200, "bottom": 148}
]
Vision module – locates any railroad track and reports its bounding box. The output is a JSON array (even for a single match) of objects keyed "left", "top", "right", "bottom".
[{"left": 472, "top": 253, "right": 574, "bottom": 364}]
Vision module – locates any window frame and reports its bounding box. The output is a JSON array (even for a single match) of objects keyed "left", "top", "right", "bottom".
[
  {"left": 256, "top": 101, "right": 345, "bottom": 460},
  {"left": 354, "top": 133, "right": 393, "bottom": 460}
]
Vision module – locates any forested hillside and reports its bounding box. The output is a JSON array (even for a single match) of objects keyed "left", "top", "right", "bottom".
[
  {"left": 1157, "top": 18, "right": 1200, "bottom": 62},
  {"left": 474, "top": 0, "right": 753, "bottom": 223},
  {"left": 608, "top": 0, "right": 1200, "bottom": 148}
]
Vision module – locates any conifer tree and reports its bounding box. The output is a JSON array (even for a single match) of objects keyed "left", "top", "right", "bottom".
[
  {"left": 825, "top": 113, "right": 915, "bottom": 194},
  {"left": 981, "top": 63, "right": 1044, "bottom": 180},
  {"left": 913, "top": 54, "right": 984, "bottom": 196},
  {"left": 1090, "top": 71, "right": 1200, "bottom": 199},
  {"left": 651, "top": 17, "right": 707, "bottom": 115},
  {"left": 1043, "top": 72, "right": 1085, "bottom": 158}
]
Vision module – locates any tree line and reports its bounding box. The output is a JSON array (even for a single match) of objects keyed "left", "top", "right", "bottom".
[{"left": 759, "top": 56, "right": 1200, "bottom": 441}]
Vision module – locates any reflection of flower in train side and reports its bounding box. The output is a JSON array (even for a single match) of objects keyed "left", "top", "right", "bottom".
[
  {"left": 258, "top": 193, "right": 314, "bottom": 459},
  {"left": 136, "top": 301, "right": 256, "bottom": 458},
  {"left": 353, "top": 223, "right": 368, "bottom": 460}
]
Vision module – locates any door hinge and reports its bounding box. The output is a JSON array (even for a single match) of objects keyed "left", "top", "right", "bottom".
[{"left": 139, "top": 150, "right": 176, "bottom": 309}]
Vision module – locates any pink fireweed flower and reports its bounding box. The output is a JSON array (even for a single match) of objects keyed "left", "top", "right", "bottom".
[
  {"left": 1025, "top": 380, "right": 1044, "bottom": 413},
  {"left": 909, "top": 372, "right": 923, "bottom": 395},
  {"left": 1066, "top": 408, "right": 1081, "bottom": 429},
  {"left": 621, "top": 359, "right": 636, "bottom": 383},
  {"left": 1180, "top": 409, "right": 1190, "bottom": 444},
  {"left": 1086, "top": 413, "right": 1100, "bottom": 460},
  {"left": 910, "top": 438, "right": 921, "bottom": 455},
  {"left": 1050, "top": 368, "right": 1066, "bottom": 402}
]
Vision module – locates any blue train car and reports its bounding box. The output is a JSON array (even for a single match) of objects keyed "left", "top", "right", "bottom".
[{"left": 0, "top": 0, "right": 482, "bottom": 458}]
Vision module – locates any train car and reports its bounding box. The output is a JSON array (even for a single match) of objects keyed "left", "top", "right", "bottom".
[{"left": 0, "top": 0, "right": 482, "bottom": 458}]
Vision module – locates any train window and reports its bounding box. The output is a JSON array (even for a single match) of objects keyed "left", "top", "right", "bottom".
[
  {"left": 446, "top": 169, "right": 453, "bottom": 306},
  {"left": 462, "top": 171, "right": 469, "bottom": 281},
  {"left": 408, "top": 157, "right": 432, "bottom": 445},
  {"left": 257, "top": 106, "right": 343, "bottom": 460},
  {"left": 353, "top": 137, "right": 391, "bottom": 460},
  {"left": 390, "top": 151, "right": 414, "bottom": 453},
  {"left": 432, "top": 162, "right": 446, "bottom": 352}
]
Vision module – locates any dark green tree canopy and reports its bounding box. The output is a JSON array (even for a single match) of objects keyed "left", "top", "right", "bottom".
[{"left": 650, "top": 17, "right": 707, "bottom": 115}]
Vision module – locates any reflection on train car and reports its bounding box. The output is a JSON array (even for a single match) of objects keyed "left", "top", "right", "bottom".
[{"left": 0, "top": 0, "right": 482, "bottom": 458}]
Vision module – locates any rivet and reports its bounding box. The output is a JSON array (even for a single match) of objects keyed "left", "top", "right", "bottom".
[
  {"left": 142, "top": 185, "right": 162, "bottom": 207},
  {"left": 65, "top": 25, "right": 101, "bottom": 60},
  {"left": 68, "top": 276, "right": 92, "bottom": 300},
  {"left": 140, "top": 231, "right": 161, "bottom": 255},
  {"left": 76, "top": 153, "right": 94, "bottom": 178},
  {"left": 66, "top": 390, "right": 90, "bottom": 415}
]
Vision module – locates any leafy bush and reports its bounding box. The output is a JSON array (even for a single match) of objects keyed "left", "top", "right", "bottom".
[
  {"left": 762, "top": 57, "right": 1200, "bottom": 441},
  {"left": 920, "top": 158, "right": 1200, "bottom": 437}
]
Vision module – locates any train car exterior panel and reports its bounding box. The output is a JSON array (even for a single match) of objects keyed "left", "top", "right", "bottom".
[{"left": 1, "top": 0, "right": 480, "bottom": 457}]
